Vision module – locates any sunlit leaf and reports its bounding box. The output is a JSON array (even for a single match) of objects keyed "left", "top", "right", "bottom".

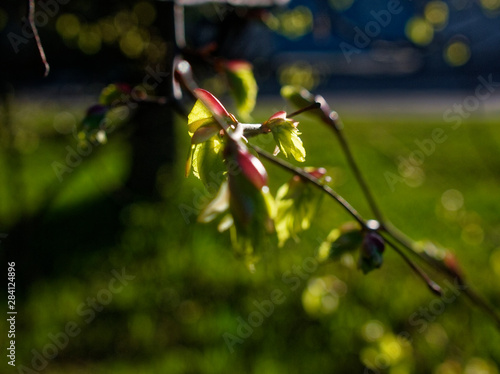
[
  {"left": 191, "top": 124, "right": 220, "bottom": 145},
  {"left": 190, "top": 136, "right": 226, "bottom": 187},
  {"left": 226, "top": 140, "right": 268, "bottom": 190},
  {"left": 186, "top": 91, "right": 232, "bottom": 186},
  {"left": 194, "top": 88, "right": 231, "bottom": 119},
  {"left": 224, "top": 60, "right": 258, "bottom": 119},
  {"left": 264, "top": 111, "right": 306, "bottom": 162},
  {"left": 198, "top": 180, "right": 230, "bottom": 223},
  {"left": 275, "top": 169, "right": 325, "bottom": 246},
  {"left": 187, "top": 99, "right": 215, "bottom": 134},
  {"left": 225, "top": 139, "right": 275, "bottom": 254}
]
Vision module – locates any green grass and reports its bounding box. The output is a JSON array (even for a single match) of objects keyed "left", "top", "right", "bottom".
[{"left": 1, "top": 97, "right": 500, "bottom": 374}]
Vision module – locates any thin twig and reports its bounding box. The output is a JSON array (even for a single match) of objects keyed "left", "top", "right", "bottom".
[
  {"left": 252, "top": 145, "right": 367, "bottom": 228},
  {"left": 324, "top": 111, "right": 385, "bottom": 223},
  {"left": 383, "top": 235, "right": 442, "bottom": 296},
  {"left": 289, "top": 102, "right": 321, "bottom": 118},
  {"left": 383, "top": 222, "right": 500, "bottom": 328},
  {"left": 28, "top": 0, "right": 50, "bottom": 77}
]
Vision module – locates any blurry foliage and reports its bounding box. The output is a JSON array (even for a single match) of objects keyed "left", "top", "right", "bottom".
[
  {"left": 1, "top": 0, "right": 500, "bottom": 373},
  {"left": 1, "top": 101, "right": 500, "bottom": 373},
  {"left": 54, "top": 1, "right": 165, "bottom": 62}
]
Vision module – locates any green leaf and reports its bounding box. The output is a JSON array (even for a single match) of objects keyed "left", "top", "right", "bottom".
[
  {"left": 185, "top": 92, "right": 231, "bottom": 185},
  {"left": 265, "top": 111, "right": 306, "bottom": 162},
  {"left": 198, "top": 180, "right": 230, "bottom": 223},
  {"left": 224, "top": 60, "right": 258, "bottom": 120},
  {"left": 188, "top": 100, "right": 215, "bottom": 135},
  {"left": 190, "top": 137, "right": 226, "bottom": 188},
  {"left": 194, "top": 88, "right": 231, "bottom": 120},
  {"left": 191, "top": 124, "right": 220, "bottom": 145},
  {"left": 275, "top": 174, "right": 323, "bottom": 246},
  {"left": 224, "top": 139, "right": 275, "bottom": 255}
]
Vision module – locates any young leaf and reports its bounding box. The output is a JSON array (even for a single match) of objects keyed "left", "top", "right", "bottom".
[
  {"left": 191, "top": 124, "right": 220, "bottom": 145},
  {"left": 224, "top": 60, "right": 258, "bottom": 119},
  {"left": 225, "top": 139, "right": 275, "bottom": 253},
  {"left": 185, "top": 90, "right": 234, "bottom": 185},
  {"left": 190, "top": 137, "right": 226, "bottom": 187},
  {"left": 264, "top": 111, "right": 306, "bottom": 162},
  {"left": 187, "top": 99, "right": 216, "bottom": 135},
  {"left": 198, "top": 180, "right": 230, "bottom": 223},
  {"left": 275, "top": 168, "right": 326, "bottom": 246},
  {"left": 226, "top": 140, "right": 268, "bottom": 190},
  {"left": 195, "top": 138, "right": 275, "bottom": 257},
  {"left": 194, "top": 88, "right": 231, "bottom": 120}
]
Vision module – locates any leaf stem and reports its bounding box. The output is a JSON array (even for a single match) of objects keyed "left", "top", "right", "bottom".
[{"left": 289, "top": 102, "right": 321, "bottom": 118}]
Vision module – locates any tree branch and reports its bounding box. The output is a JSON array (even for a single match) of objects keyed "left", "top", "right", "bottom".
[
  {"left": 322, "top": 110, "right": 385, "bottom": 223},
  {"left": 28, "top": 0, "right": 50, "bottom": 77},
  {"left": 383, "top": 235, "right": 442, "bottom": 296}
]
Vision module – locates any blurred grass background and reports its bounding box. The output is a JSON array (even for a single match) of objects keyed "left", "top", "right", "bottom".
[{"left": 1, "top": 94, "right": 500, "bottom": 374}]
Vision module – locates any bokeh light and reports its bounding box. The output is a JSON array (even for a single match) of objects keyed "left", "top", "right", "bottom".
[
  {"left": 461, "top": 223, "right": 484, "bottom": 246},
  {"left": 361, "top": 320, "right": 385, "bottom": 342},
  {"left": 301, "top": 275, "right": 346, "bottom": 317},
  {"left": 424, "top": 323, "right": 449, "bottom": 349},
  {"left": 266, "top": 6, "right": 313, "bottom": 39},
  {"left": 424, "top": 1, "right": 449, "bottom": 29},
  {"left": 133, "top": 1, "right": 157, "bottom": 26},
  {"left": 480, "top": 0, "right": 500, "bottom": 11},
  {"left": 435, "top": 360, "right": 463, "bottom": 374},
  {"left": 490, "top": 249, "right": 500, "bottom": 277},
  {"left": 444, "top": 38, "right": 471, "bottom": 67},
  {"left": 279, "top": 61, "right": 318, "bottom": 90},
  {"left": 78, "top": 25, "right": 102, "bottom": 55},
  {"left": 0, "top": 7, "right": 8, "bottom": 31},
  {"left": 56, "top": 13, "right": 81, "bottom": 40},
  {"left": 329, "top": 0, "right": 355, "bottom": 11},
  {"left": 405, "top": 17, "right": 434, "bottom": 46},
  {"left": 441, "top": 189, "right": 464, "bottom": 211},
  {"left": 114, "top": 10, "right": 138, "bottom": 34},
  {"left": 464, "top": 357, "right": 500, "bottom": 374},
  {"left": 53, "top": 112, "right": 77, "bottom": 135},
  {"left": 99, "top": 18, "right": 119, "bottom": 44},
  {"left": 120, "top": 28, "right": 146, "bottom": 59}
]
